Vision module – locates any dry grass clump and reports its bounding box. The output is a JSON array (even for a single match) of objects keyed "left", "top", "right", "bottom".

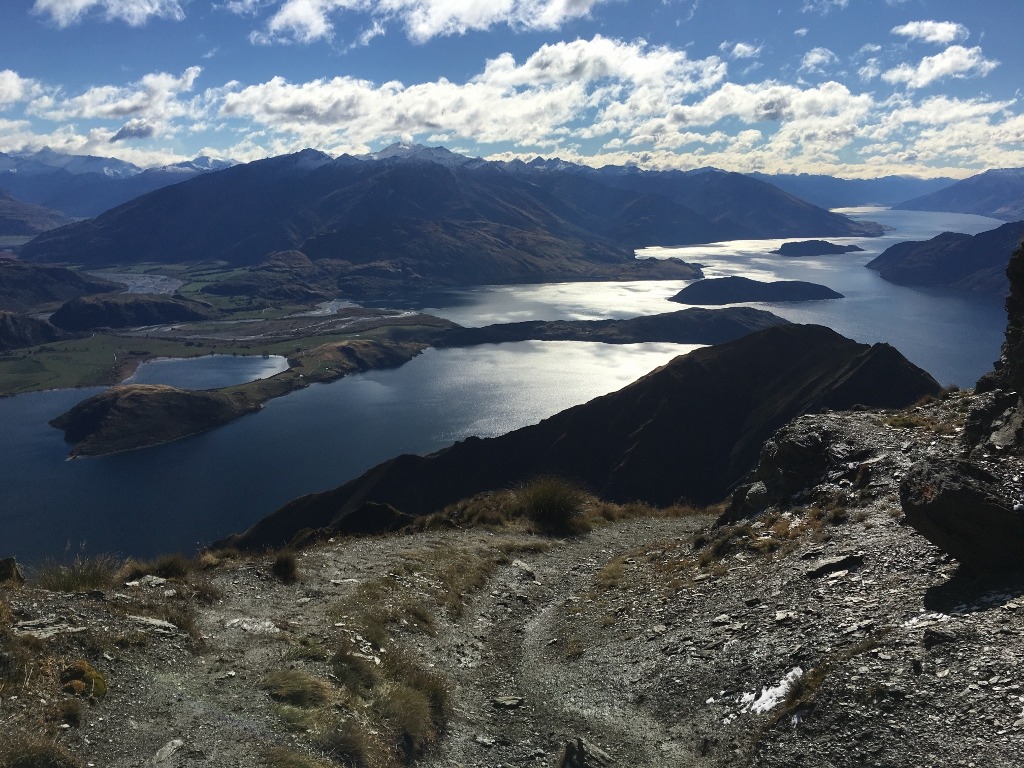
[
  {"left": 883, "top": 411, "right": 957, "bottom": 435},
  {"left": 119, "top": 553, "right": 193, "bottom": 582},
  {"left": 32, "top": 554, "right": 120, "bottom": 593},
  {"left": 261, "top": 746, "right": 333, "bottom": 768},
  {"left": 272, "top": 550, "right": 299, "bottom": 584},
  {"left": 514, "top": 476, "right": 591, "bottom": 535},
  {"left": 0, "top": 733, "right": 84, "bottom": 768},
  {"left": 263, "top": 669, "right": 332, "bottom": 708}
]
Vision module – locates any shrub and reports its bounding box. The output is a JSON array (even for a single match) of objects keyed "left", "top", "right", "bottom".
[
  {"left": 515, "top": 476, "right": 590, "bottom": 535},
  {"left": 272, "top": 551, "right": 299, "bottom": 584}
]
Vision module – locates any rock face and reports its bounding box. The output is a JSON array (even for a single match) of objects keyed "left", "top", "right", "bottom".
[
  {"left": 50, "top": 384, "right": 259, "bottom": 457},
  {"left": 670, "top": 276, "right": 843, "bottom": 305},
  {"left": 0, "top": 311, "right": 66, "bottom": 351},
  {"left": 900, "top": 459, "right": 1024, "bottom": 571},
  {"left": 436, "top": 307, "right": 789, "bottom": 347},
  {"left": 770, "top": 240, "right": 864, "bottom": 257},
  {"left": 49, "top": 293, "right": 216, "bottom": 331},
  {"left": 0, "top": 259, "right": 122, "bottom": 313},
  {"left": 220, "top": 324, "right": 940, "bottom": 550},
  {"left": 866, "top": 221, "right": 1024, "bottom": 297}
]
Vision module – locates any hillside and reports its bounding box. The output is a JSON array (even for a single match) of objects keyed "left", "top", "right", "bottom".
[
  {"left": 894, "top": 168, "right": 1024, "bottom": 221},
  {"left": 0, "top": 259, "right": 123, "bottom": 313},
  {"left": 0, "top": 311, "right": 67, "bottom": 352},
  {"left": 0, "top": 189, "right": 69, "bottom": 235},
  {"left": 19, "top": 148, "right": 881, "bottom": 297},
  {"left": 49, "top": 293, "right": 217, "bottom": 331},
  {"left": 220, "top": 323, "right": 939, "bottom": 551},
  {"left": 865, "top": 220, "right": 1024, "bottom": 296}
]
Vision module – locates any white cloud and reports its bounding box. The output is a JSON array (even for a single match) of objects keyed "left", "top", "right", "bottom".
[
  {"left": 858, "top": 59, "right": 881, "bottom": 81},
  {"left": 32, "top": 0, "right": 184, "bottom": 27},
  {"left": 252, "top": 0, "right": 610, "bottom": 45},
  {"left": 793, "top": 28, "right": 808, "bottom": 37},
  {"left": 801, "top": 0, "right": 848, "bottom": 15},
  {"left": 882, "top": 45, "right": 998, "bottom": 89},
  {"left": 720, "top": 41, "right": 762, "bottom": 60},
  {"left": 799, "top": 47, "right": 838, "bottom": 74},
  {"left": 891, "top": 20, "right": 968, "bottom": 45},
  {"left": 29, "top": 66, "right": 203, "bottom": 141},
  {"left": 0, "top": 71, "right": 40, "bottom": 108}
]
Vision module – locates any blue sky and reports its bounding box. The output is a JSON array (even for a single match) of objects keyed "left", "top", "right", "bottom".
[{"left": 1, "top": 0, "right": 1021, "bottom": 177}]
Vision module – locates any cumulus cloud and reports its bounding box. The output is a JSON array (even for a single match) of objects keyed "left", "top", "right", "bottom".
[
  {"left": 720, "top": 41, "right": 762, "bottom": 60},
  {"left": 252, "top": 0, "right": 610, "bottom": 45},
  {"left": 0, "top": 71, "right": 40, "bottom": 108},
  {"left": 799, "top": 47, "right": 838, "bottom": 74},
  {"left": 32, "top": 0, "right": 185, "bottom": 27},
  {"left": 109, "top": 118, "right": 156, "bottom": 142},
  {"left": 891, "top": 21, "right": 968, "bottom": 45},
  {"left": 28, "top": 66, "right": 204, "bottom": 146},
  {"left": 882, "top": 45, "right": 998, "bottom": 89}
]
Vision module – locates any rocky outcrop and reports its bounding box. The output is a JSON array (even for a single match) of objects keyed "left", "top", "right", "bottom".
[
  {"left": 219, "top": 324, "right": 940, "bottom": 550},
  {"left": 49, "top": 293, "right": 217, "bottom": 331},
  {"left": 900, "top": 458, "right": 1024, "bottom": 572},
  {"left": 436, "top": 307, "right": 788, "bottom": 347},
  {"left": 50, "top": 384, "right": 259, "bottom": 457},
  {"left": 670, "top": 276, "right": 843, "bottom": 305}
]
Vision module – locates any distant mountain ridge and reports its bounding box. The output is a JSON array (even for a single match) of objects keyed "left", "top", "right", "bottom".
[
  {"left": 866, "top": 220, "right": 1024, "bottom": 296},
  {"left": 894, "top": 168, "right": 1024, "bottom": 222},
  {"left": 750, "top": 172, "right": 954, "bottom": 209},
  {"left": 0, "top": 149, "right": 234, "bottom": 218},
  {"left": 19, "top": 145, "right": 882, "bottom": 297}
]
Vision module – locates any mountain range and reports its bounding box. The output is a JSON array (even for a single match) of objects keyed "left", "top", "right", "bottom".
[
  {"left": 894, "top": 168, "right": 1024, "bottom": 222},
  {"left": 219, "top": 323, "right": 940, "bottom": 550},
  {"left": 0, "top": 189, "right": 69, "bottom": 236},
  {"left": 749, "top": 172, "right": 954, "bottom": 209},
  {"left": 18, "top": 145, "right": 883, "bottom": 296},
  {"left": 0, "top": 149, "right": 232, "bottom": 218}
]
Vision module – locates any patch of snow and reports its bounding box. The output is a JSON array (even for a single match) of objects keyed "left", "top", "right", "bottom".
[{"left": 743, "top": 666, "right": 804, "bottom": 714}]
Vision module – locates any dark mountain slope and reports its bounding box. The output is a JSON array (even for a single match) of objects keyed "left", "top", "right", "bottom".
[
  {"left": 49, "top": 293, "right": 217, "bottom": 331},
  {"left": 894, "top": 169, "right": 1024, "bottom": 222},
  {"left": 0, "top": 259, "right": 123, "bottom": 312},
  {"left": 0, "top": 190, "right": 69, "bottom": 235},
  {"left": 866, "top": 220, "right": 1024, "bottom": 296},
  {"left": 220, "top": 324, "right": 940, "bottom": 550},
  {"left": 0, "top": 311, "right": 67, "bottom": 351}
]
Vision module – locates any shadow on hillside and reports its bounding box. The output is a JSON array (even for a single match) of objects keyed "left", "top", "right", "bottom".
[{"left": 924, "top": 566, "right": 1024, "bottom": 615}]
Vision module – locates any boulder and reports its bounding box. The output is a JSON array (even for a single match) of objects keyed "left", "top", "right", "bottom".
[
  {"left": 900, "top": 458, "right": 1024, "bottom": 571},
  {"left": 0, "top": 557, "right": 25, "bottom": 584}
]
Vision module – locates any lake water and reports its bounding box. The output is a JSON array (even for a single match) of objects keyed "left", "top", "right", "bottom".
[
  {"left": 124, "top": 354, "right": 289, "bottom": 390},
  {"left": 0, "top": 208, "right": 1009, "bottom": 562}
]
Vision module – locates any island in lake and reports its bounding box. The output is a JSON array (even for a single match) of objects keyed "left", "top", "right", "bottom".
[
  {"left": 770, "top": 240, "right": 865, "bottom": 257},
  {"left": 670, "top": 276, "right": 844, "bottom": 305}
]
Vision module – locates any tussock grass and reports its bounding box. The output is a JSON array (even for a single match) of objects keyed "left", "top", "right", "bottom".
[
  {"left": 272, "top": 550, "right": 299, "bottom": 584},
  {"left": 119, "top": 553, "right": 193, "bottom": 582},
  {"left": 0, "top": 733, "right": 84, "bottom": 768},
  {"left": 261, "top": 746, "right": 333, "bottom": 768},
  {"left": 33, "top": 554, "right": 120, "bottom": 593},
  {"left": 263, "top": 669, "right": 332, "bottom": 708},
  {"left": 514, "top": 476, "right": 591, "bottom": 535}
]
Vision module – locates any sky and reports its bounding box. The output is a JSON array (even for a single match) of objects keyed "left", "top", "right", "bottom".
[{"left": 1, "top": 0, "right": 1022, "bottom": 178}]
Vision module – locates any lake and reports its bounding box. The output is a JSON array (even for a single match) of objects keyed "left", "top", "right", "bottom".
[{"left": 0, "top": 208, "right": 1009, "bottom": 562}]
